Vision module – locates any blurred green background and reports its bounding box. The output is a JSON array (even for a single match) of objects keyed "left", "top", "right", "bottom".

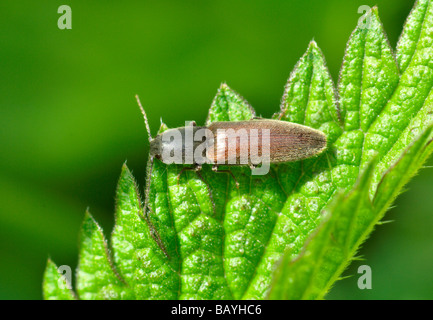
[{"left": 0, "top": 0, "right": 431, "bottom": 299}]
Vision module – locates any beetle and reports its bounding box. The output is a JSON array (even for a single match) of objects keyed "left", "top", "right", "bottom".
[{"left": 135, "top": 95, "right": 327, "bottom": 217}]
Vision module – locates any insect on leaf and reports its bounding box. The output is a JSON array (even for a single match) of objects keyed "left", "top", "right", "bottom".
[{"left": 43, "top": 0, "right": 433, "bottom": 300}]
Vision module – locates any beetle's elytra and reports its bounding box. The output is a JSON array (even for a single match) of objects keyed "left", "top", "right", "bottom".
[{"left": 206, "top": 119, "right": 327, "bottom": 164}]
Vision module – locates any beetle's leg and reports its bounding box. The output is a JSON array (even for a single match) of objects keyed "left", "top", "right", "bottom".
[
  {"left": 275, "top": 110, "right": 285, "bottom": 120},
  {"left": 212, "top": 165, "right": 240, "bottom": 188},
  {"left": 251, "top": 116, "right": 265, "bottom": 120},
  {"left": 177, "top": 165, "right": 196, "bottom": 185},
  {"left": 187, "top": 120, "right": 197, "bottom": 127},
  {"left": 176, "top": 164, "right": 202, "bottom": 184}
]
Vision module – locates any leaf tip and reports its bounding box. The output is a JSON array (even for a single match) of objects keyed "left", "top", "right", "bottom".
[
  {"left": 158, "top": 120, "right": 169, "bottom": 133},
  {"left": 118, "top": 163, "right": 135, "bottom": 190},
  {"left": 306, "top": 39, "right": 325, "bottom": 58},
  {"left": 121, "top": 161, "right": 130, "bottom": 173},
  {"left": 84, "top": 207, "right": 92, "bottom": 219},
  {"left": 370, "top": 6, "right": 382, "bottom": 22},
  {"left": 44, "top": 257, "right": 56, "bottom": 275},
  {"left": 218, "top": 82, "right": 235, "bottom": 96},
  {"left": 308, "top": 39, "right": 318, "bottom": 49},
  {"left": 219, "top": 82, "right": 229, "bottom": 90},
  {"left": 81, "top": 209, "right": 99, "bottom": 239}
]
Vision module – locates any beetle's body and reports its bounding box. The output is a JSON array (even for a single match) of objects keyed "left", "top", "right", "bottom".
[{"left": 149, "top": 119, "right": 327, "bottom": 166}]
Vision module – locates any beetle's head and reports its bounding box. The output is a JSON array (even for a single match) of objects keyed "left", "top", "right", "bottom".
[
  {"left": 149, "top": 135, "right": 163, "bottom": 159},
  {"left": 149, "top": 128, "right": 187, "bottom": 164}
]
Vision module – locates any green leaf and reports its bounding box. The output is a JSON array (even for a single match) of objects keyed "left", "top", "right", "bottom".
[
  {"left": 269, "top": 2, "right": 433, "bottom": 299},
  {"left": 206, "top": 83, "right": 256, "bottom": 124},
  {"left": 268, "top": 125, "right": 433, "bottom": 300},
  {"left": 76, "top": 211, "right": 134, "bottom": 299},
  {"left": 206, "top": 84, "right": 287, "bottom": 299},
  {"left": 111, "top": 164, "right": 179, "bottom": 299},
  {"left": 243, "top": 40, "right": 343, "bottom": 300},
  {"left": 396, "top": 0, "right": 430, "bottom": 73},
  {"left": 43, "top": 259, "right": 76, "bottom": 300},
  {"left": 43, "top": 0, "right": 433, "bottom": 300},
  {"left": 339, "top": 7, "right": 399, "bottom": 133}
]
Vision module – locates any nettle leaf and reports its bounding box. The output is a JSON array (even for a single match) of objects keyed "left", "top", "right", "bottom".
[
  {"left": 43, "top": 1, "right": 433, "bottom": 300},
  {"left": 396, "top": 0, "right": 430, "bottom": 73},
  {"left": 76, "top": 212, "right": 134, "bottom": 300},
  {"left": 111, "top": 164, "right": 179, "bottom": 299},
  {"left": 269, "top": 126, "right": 433, "bottom": 300},
  {"left": 269, "top": 2, "right": 433, "bottom": 299}
]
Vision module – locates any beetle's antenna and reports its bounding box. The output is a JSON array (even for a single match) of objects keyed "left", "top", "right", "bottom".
[{"left": 135, "top": 94, "right": 153, "bottom": 142}]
